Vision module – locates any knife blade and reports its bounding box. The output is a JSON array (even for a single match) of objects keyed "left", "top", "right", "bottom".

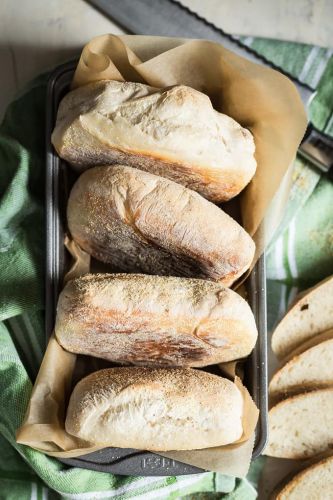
[{"left": 86, "top": 0, "right": 333, "bottom": 178}]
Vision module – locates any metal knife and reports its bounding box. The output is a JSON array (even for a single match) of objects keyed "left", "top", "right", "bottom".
[{"left": 87, "top": 0, "right": 333, "bottom": 178}]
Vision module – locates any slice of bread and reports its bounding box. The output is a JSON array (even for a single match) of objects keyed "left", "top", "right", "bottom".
[
  {"left": 269, "top": 338, "right": 333, "bottom": 400},
  {"left": 271, "top": 275, "right": 333, "bottom": 359},
  {"left": 65, "top": 367, "right": 244, "bottom": 450},
  {"left": 273, "top": 455, "right": 333, "bottom": 499},
  {"left": 281, "top": 328, "right": 333, "bottom": 363},
  {"left": 67, "top": 165, "right": 255, "bottom": 286},
  {"left": 265, "top": 388, "right": 333, "bottom": 459}
]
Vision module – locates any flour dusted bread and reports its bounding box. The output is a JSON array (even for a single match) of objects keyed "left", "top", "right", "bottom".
[
  {"left": 271, "top": 275, "right": 333, "bottom": 359},
  {"left": 51, "top": 80, "right": 257, "bottom": 202},
  {"left": 55, "top": 274, "right": 258, "bottom": 367},
  {"left": 273, "top": 455, "right": 333, "bottom": 499},
  {"left": 269, "top": 338, "right": 333, "bottom": 400},
  {"left": 266, "top": 388, "right": 333, "bottom": 459},
  {"left": 65, "top": 367, "right": 244, "bottom": 450},
  {"left": 67, "top": 166, "right": 255, "bottom": 286}
]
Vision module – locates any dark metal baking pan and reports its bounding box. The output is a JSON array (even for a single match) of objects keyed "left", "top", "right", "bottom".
[{"left": 46, "top": 60, "right": 268, "bottom": 476}]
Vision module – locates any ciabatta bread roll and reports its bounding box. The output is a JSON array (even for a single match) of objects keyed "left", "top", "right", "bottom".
[
  {"left": 65, "top": 367, "right": 244, "bottom": 450},
  {"left": 51, "top": 80, "right": 257, "bottom": 202},
  {"left": 55, "top": 274, "right": 258, "bottom": 367},
  {"left": 67, "top": 166, "right": 255, "bottom": 286}
]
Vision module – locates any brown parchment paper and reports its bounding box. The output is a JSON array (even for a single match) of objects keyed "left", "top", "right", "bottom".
[{"left": 17, "top": 33, "right": 307, "bottom": 475}]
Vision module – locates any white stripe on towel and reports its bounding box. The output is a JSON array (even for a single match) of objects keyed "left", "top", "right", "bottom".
[{"left": 299, "top": 46, "right": 320, "bottom": 82}]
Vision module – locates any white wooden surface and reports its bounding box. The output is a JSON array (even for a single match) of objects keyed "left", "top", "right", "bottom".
[
  {"left": 0, "top": 0, "right": 124, "bottom": 119},
  {"left": 1, "top": 0, "right": 331, "bottom": 119},
  {"left": 180, "top": 0, "right": 333, "bottom": 47}
]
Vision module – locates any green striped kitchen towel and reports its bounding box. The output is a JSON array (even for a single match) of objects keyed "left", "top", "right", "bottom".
[{"left": 0, "top": 36, "right": 332, "bottom": 499}]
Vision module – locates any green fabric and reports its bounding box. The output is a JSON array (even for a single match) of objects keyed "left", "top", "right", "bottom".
[{"left": 0, "top": 35, "right": 332, "bottom": 499}]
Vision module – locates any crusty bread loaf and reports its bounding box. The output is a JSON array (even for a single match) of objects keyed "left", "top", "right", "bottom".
[
  {"left": 65, "top": 367, "right": 244, "bottom": 450},
  {"left": 271, "top": 275, "right": 333, "bottom": 359},
  {"left": 265, "top": 388, "right": 333, "bottom": 459},
  {"left": 273, "top": 455, "right": 333, "bottom": 499},
  {"left": 67, "top": 165, "right": 255, "bottom": 286},
  {"left": 280, "top": 328, "right": 333, "bottom": 362},
  {"left": 269, "top": 339, "right": 333, "bottom": 400},
  {"left": 55, "top": 273, "right": 258, "bottom": 367},
  {"left": 51, "top": 80, "right": 257, "bottom": 202}
]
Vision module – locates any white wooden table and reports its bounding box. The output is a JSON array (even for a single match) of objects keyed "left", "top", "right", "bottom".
[{"left": 1, "top": 0, "right": 331, "bottom": 120}]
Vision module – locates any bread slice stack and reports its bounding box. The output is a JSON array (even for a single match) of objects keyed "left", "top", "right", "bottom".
[{"left": 266, "top": 276, "right": 333, "bottom": 461}]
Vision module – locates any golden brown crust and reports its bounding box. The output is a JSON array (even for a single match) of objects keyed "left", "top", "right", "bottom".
[
  {"left": 55, "top": 273, "right": 258, "bottom": 367},
  {"left": 65, "top": 367, "right": 244, "bottom": 450},
  {"left": 67, "top": 165, "right": 255, "bottom": 286}
]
